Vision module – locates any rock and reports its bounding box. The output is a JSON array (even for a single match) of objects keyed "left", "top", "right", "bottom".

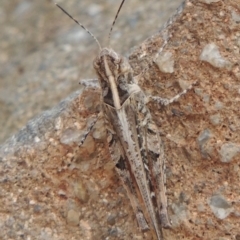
[
  {"left": 1, "top": 0, "right": 240, "bottom": 239},
  {"left": 200, "top": 43, "right": 233, "bottom": 69},
  {"left": 208, "top": 195, "right": 233, "bottom": 220}
]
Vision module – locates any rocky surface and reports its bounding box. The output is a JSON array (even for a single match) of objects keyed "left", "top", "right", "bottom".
[
  {"left": 1, "top": 0, "right": 240, "bottom": 239},
  {"left": 0, "top": 0, "right": 182, "bottom": 144}
]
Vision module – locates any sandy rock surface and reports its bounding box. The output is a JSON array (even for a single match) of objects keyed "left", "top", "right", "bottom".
[{"left": 1, "top": 0, "right": 240, "bottom": 239}]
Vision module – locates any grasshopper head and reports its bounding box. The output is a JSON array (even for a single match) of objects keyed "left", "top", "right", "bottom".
[{"left": 93, "top": 48, "right": 133, "bottom": 108}]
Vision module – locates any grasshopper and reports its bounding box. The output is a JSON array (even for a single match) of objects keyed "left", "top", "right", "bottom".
[{"left": 56, "top": 1, "right": 194, "bottom": 238}]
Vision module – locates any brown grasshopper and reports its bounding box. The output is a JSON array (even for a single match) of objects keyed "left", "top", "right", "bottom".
[{"left": 56, "top": 1, "right": 194, "bottom": 238}]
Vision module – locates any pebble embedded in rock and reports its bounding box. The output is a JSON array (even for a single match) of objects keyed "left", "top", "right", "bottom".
[
  {"left": 74, "top": 182, "right": 89, "bottom": 203},
  {"left": 155, "top": 51, "right": 174, "bottom": 73},
  {"left": 208, "top": 195, "right": 233, "bottom": 219},
  {"left": 219, "top": 142, "right": 240, "bottom": 163},
  {"left": 60, "top": 128, "right": 84, "bottom": 145},
  {"left": 197, "top": 129, "right": 212, "bottom": 158},
  {"left": 209, "top": 113, "right": 221, "bottom": 126},
  {"left": 200, "top": 43, "right": 232, "bottom": 69},
  {"left": 231, "top": 10, "right": 240, "bottom": 23},
  {"left": 107, "top": 214, "right": 117, "bottom": 226},
  {"left": 197, "top": 129, "right": 211, "bottom": 146},
  {"left": 67, "top": 209, "right": 79, "bottom": 226}
]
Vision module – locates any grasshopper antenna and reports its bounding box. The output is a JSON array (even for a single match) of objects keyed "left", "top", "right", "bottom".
[
  {"left": 55, "top": 3, "right": 101, "bottom": 50},
  {"left": 107, "top": 0, "right": 126, "bottom": 47}
]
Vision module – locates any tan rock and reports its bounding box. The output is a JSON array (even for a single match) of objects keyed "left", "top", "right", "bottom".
[{"left": 1, "top": 0, "right": 240, "bottom": 239}]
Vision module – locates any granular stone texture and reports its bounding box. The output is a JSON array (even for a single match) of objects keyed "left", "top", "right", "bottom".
[{"left": 0, "top": 0, "right": 240, "bottom": 239}]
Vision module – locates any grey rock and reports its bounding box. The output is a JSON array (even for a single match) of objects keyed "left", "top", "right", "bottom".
[
  {"left": 208, "top": 195, "right": 233, "bottom": 219},
  {"left": 155, "top": 51, "right": 174, "bottom": 73},
  {"left": 219, "top": 142, "right": 240, "bottom": 163},
  {"left": 200, "top": 43, "right": 233, "bottom": 69},
  {"left": 209, "top": 113, "right": 221, "bottom": 126}
]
